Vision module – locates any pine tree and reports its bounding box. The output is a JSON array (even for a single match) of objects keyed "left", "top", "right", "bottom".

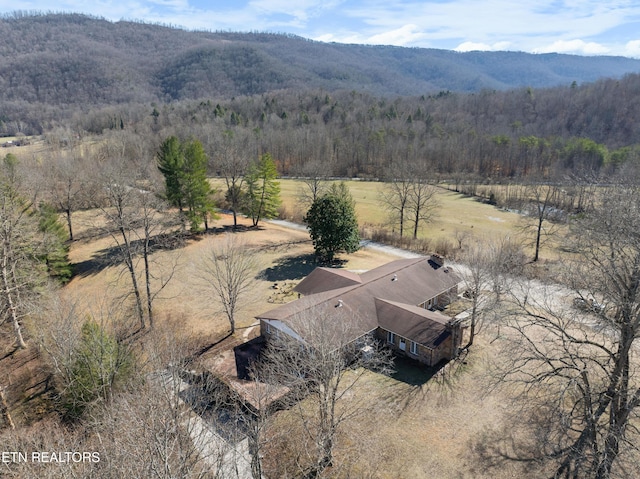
[
  {"left": 0, "top": 154, "right": 49, "bottom": 348},
  {"left": 36, "top": 202, "right": 72, "bottom": 283},
  {"left": 244, "top": 153, "right": 281, "bottom": 227},
  {"left": 181, "top": 138, "right": 215, "bottom": 231},
  {"left": 157, "top": 136, "right": 184, "bottom": 213},
  {"left": 157, "top": 136, "right": 216, "bottom": 232}
]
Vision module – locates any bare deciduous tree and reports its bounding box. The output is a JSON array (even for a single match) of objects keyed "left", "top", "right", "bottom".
[
  {"left": 407, "top": 176, "right": 439, "bottom": 239},
  {"left": 295, "top": 159, "right": 329, "bottom": 208},
  {"left": 498, "top": 183, "right": 640, "bottom": 479},
  {"left": 459, "top": 240, "right": 500, "bottom": 351},
  {"left": 214, "top": 130, "right": 253, "bottom": 228},
  {"left": 519, "top": 182, "right": 563, "bottom": 262},
  {"left": 98, "top": 159, "right": 147, "bottom": 330},
  {"left": 258, "top": 309, "right": 393, "bottom": 477},
  {"left": 0, "top": 386, "right": 14, "bottom": 430},
  {"left": 46, "top": 149, "right": 89, "bottom": 241},
  {"left": 97, "top": 134, "right": 177, "bottom": 331},
  {"left": 201, "top": 234, "right": 257, "bottom": 335},
  {"left": 379, "top": 161, "right": 414, "bottom": 237}
]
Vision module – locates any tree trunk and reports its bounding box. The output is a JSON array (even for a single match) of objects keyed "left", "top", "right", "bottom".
[
  {"left": 143, "top": 241, "right": 154, "bottom": 329},
  {"left": 120, "top": 227, "right": 145, "bottom": 330},
  {"left": 462, "top": 300, "right": 478, "bottom": 350},
  {"left": 533, "top": 215, "right": 543, "bottom": 262},
  {"left": 0, "top": 388, "right": 15, "bottom": 430},
  {"left": 65, "top": 207, "right": 73, "bottom": 241},
  {"left": 1, "top": 252, "right": 26, "bottom": 349}
]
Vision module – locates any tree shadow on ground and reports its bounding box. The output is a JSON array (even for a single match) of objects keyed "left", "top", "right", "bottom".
[
  {"left": 202, "top": 224, "right": 253, "bottom": 235},
  {"left": 234, "top": 336, "right": 266, "bottom": 380},
  {"left": 383, "top": 354, "right": 473, "bottom": 416},
  {"left": 72, "top": 231, "right": 188, "bottom": 278},
  {"left": 391, "top": 355, "right": 446, "bottom": 386},
  {"left": 258, "top": 253, "right": 319, "bottom": 281},
  {"left": 466, "top": 405, "right": 556, "bottom": 478}
]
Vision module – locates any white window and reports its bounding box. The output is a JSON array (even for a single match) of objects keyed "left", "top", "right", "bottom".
[
  {"left": 265, "top": 322, "right": 271, "bottom": 334},
  {"left": 399, "top": 338, "right": 406, "bottom": 351},
  {"left": 410, "top": 341, "right": 418, "bottom": 355},
  {"left": 387, "top": 331, "right": 396, "bottom": 344}
]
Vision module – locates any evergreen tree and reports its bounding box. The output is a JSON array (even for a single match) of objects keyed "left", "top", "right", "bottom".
[
  {"left": 157, "top": 136, "right": 216, "bottom": 232},
  {"left": 62, "top": 320, "right": 133, "bottom": 420},
  {"left": 37, "top": 202, "right": 72, "bottom": 283},
  {"left": 244, "top": 153, "right": 281, "bottom": 227},
  {"left": 305, "top": 189, "right": 360, "bottom": 262},
  {"left": 0, "top": 154, "right": 50, "bottom": 348},
  {"left": 157, "top": 136, "right": 184, "bottom": 213},
  {"left": 181, "top": 137, "right": 216, "bottom": 231}
]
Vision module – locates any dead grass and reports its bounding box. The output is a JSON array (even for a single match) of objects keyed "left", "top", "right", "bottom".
[
  {"left": 276, "top": 180, "right": 518, "bottom": 236},
  {"left": 63, "top": 210, "right": 399, "bottom": 346},
  {"left": 263, "top": 330, "right": 547, "bottom": 479},
  {"left": 3, "top": 204, "right": 551, "bottom": 476},
  {"left": 277, "top": 179, "right": 568, "bottom": 262}
]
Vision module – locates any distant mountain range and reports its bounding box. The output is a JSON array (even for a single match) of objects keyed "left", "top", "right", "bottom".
[{"left": 1, "top": 12, "right": 640, "bottom": 108}]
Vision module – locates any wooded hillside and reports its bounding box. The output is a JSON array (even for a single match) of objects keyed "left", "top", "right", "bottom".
[{"left": 1, "top": 12, "right": 640, "bottom": 134}]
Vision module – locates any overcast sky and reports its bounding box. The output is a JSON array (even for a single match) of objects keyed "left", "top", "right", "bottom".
[{"left": 2, "top": 0, "right": 640, "bottom": 58}]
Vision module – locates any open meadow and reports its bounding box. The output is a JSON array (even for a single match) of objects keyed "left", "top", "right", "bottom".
[{"left": 273, "top": 178, "right": 565, "bottom": 262}]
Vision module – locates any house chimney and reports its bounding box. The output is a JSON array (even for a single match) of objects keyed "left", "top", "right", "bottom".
[
  {"left": 431, "top": 254, "right": 444, "bottom": 268},
  {"left": 392, "top": 274, "right": 398, "bottom": 282},
  {"left": 336, "top": 299, "right": 343, "bottom": 308}
]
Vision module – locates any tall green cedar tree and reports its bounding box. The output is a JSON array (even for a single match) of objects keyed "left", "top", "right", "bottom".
[
  {"left": 244, "top": 153, "right": 281, "bottom": 227},
  {"left": 181, "top": 138, "right": 216, "bottom": 231},
  {"left": 305, "top": 185, "right": 360, "bottom": 262},
  {"left": 157, "top": 136, "right": 215, "bottom": 231},
  {"left": 37, "top": 202, "right": 72, "bottom": 283},
  {"left": 157, "top": 136, "right": 184, "bottom": 212}
]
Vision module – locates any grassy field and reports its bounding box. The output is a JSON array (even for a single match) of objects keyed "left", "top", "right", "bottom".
[
  {"left": 213, "top": 178, "right": 524, "bottom": 244},
  {"left": 274, "top": 178, "right": 563, "bottom": 261}
]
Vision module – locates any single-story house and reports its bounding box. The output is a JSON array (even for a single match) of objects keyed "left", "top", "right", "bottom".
[{"left": 256, "top": 255, "right": 463, "bottom": 366}]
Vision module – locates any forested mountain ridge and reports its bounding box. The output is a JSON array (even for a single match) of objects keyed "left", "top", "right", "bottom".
[
  {"left": 2, "top": 12, "right": 640, "bottom": 179},
  {"left": 1, "top": 12, "right": 640, "bottom": 106}
]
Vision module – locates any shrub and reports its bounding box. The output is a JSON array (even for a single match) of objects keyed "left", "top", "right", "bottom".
[{"left": 61, "top": 320, "right": 133, "bottom": 420}]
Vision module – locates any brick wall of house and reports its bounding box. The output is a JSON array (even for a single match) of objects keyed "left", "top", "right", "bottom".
[{"left": 376, "top": 327, "right": 454, "bottom": 366}]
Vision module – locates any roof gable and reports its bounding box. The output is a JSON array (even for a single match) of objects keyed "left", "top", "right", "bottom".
[
  {"left": 374, "top": 298, "right": 451, "bottom": 349},
  {"left": 294, "top": 267, "right": 362, "bottom": 295}
]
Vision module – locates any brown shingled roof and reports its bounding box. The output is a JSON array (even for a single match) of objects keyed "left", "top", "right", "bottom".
[
  {"left": 293, "top": 267, "right": 362, "bottom": 295},
  {"left": 257, "top": 256, "right": 460, "bottom": 346},
  {"left": 374, "top": 298, "right": 451, "bottom": 349}
]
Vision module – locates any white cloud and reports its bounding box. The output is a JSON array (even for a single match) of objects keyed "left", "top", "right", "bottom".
[
  {"left": 455, "top": 41, "right": 512, "bottom": 52},
  {"left": 535, "top": 39, "right": 610, "bottom": 55},
  {"left": 248, "top": 0, "right": 343, "bottom": 25},
  {"left": 313, "top": 32, "right": 367, "bottom": 45},
  {"left": 366, "top": 24, "right": 425, "bottom": 46},
  {"left": 625, "top": 40, "right": 640, "bottom": 58}
]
